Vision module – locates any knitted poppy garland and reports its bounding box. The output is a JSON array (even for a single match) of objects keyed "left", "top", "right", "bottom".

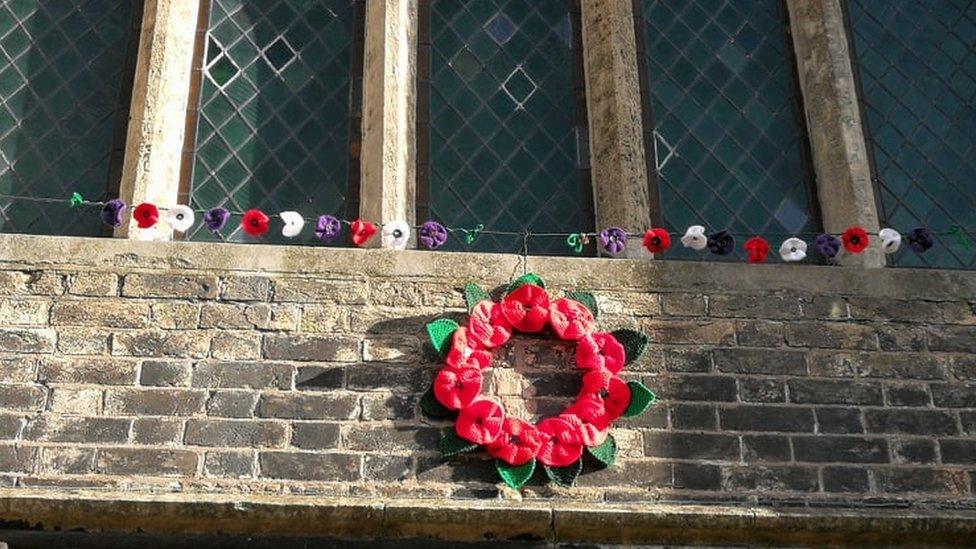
[{"left": 420, "top": 274, "right": 657, "bottom": 489}]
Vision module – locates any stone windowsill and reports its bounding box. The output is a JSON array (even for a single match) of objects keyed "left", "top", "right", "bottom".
[{"left": 1, "top": 233, "right": 974, "bottom": 299}]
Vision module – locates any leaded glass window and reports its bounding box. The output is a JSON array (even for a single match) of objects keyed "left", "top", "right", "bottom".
[
  {"left": 0, "top": 0, "right": 142, "bottom": 236},
  {"left": 186, "top": 0, "right": 363, "bottom": 244},
  {"left": 847, "top": 0, "right": 976, "bottom": 269},
  {"left": 637, "top": 0, "right": 821, "bottom": 261},
  {"left": 418, "top": 0, "right": 594, "bottom": 255}
]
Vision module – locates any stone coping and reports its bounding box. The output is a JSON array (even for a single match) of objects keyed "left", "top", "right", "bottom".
[
  {"left": 2, "top": 234, "right": 975, "bottom": 300},
  {"left": 0, "top": 489, "right": 974, "bottom": 545}
]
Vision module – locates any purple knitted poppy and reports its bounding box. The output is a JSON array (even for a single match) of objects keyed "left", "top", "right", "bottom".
[
  {"left": 419, "top": 220, "right": 448, "bottom": 250},
  {"left": 906, "top": 227, "right": 934, "bottom": 253},
  {"left": 815, "top": 234, "right": 841, "bottom": 259},
  {"left": 99, "top": 199, "right": 126, "bottom": 228},
  {"left": 600, "top": 227, "right": 628, "bottom": 255},
  {"left": 203, "top": 207, "right": 230, "bottom": 232},
  {"left": 315, "top": 214, "right": 342, "bottom": 243},
  {"left": 706, "top": 230, "right": 735, "bottom": 255}
]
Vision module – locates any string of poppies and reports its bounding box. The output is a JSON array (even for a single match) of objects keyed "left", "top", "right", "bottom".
[
  {"left": 420, "top": 273, "right": 657, "bottom": 489},
  {"left": 3, "top": 192, "right": 972, "bottom": 263}
]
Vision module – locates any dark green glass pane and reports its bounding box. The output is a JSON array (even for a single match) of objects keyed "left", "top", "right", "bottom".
[
  {"left": 428, "top": 0, "right": 592, "bottom": 255},
  {"left": 848, "top": 0, "right": 976, "bottom": 269},
  {"left": 0, "top": 0, "right": 139, "bottom": 236},
  {"left": 189, "top": 0, "right": 360, "bottom": 245},
  {"left": 640, "top": 0, "right": 820, "bottom": 262}
]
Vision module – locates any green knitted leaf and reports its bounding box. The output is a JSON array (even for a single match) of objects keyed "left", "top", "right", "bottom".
[
  {"left": 439, "top": 430, "right": 479, "bottom": 458},
  {"left": 544, "top": 460, "right": 582, "bottom": 488},
  {"left": 464, "top": 283, "right": 490, "bottom": 312},
  {"left": 565, "top": 291, "right": 599, "bottom": 319},
  {"left": 426, "top": 318, "right": 459, "bottom": 356},
  {"left": 587, "top": 435, "right": 617, "bottom": 468},
  {"left": 496, "top": 458, "right": 535, "bottom": 490},
  {"left": 623, "top": 381, "right": 657, "bottom": 418},
  {"left": 611, "top": 329, "right": 648, "bottom": 364},
  {"left": 506, "top": 273, "right": 546, "bottom": 294},
  {"left": 419, "top": 385, "right": 454, "bottom": 419}
]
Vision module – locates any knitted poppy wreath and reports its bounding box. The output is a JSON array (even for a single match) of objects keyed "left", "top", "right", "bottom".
[{"left": 419, "top": 273, "right": 657, "bottom": 489}]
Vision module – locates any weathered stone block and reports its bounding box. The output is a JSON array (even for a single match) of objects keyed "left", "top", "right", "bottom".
[
  {"left": 68, "top": 272, "right": 119, "bottom": 297},
  {"left": 56, "top": 328, "right": 111, "bottom": 355},
  {"left": 150, "top": 302, "right": 200, "bottom": 329},
  {"left": 205, "top": 390, "right": 258, "bottom": 418},
  {"left": 51, "top": 300, "right": 150, "bottom": 328},
  {"left": 23, "top": 417, "right": 130, "bottom": 443},
  {"left": 184, "top": 419, "right": 287, "bottom": 448},
  {"left": 140, "top": 360, "right": 191, "bottom": 387},
  {"left": 257, "top": 393, "right": 359, "bottom": 420},
  {"left": 104, "top": 388, "right": 207, "bottom": 416},
  {"left": 47, "top": 387, "right": 102, "bottom": 415},
  {"left": 0, "top": 328, "right": 55, "bottom": 353},
  {"left": 112, "top": 330, "right": 210, "bottom": 358},
  {"left": 210, "top": 332, "right": 261, "bottom": 360},
  {"left": 204, "top": 450, "right": 254, "bottom": 478},
  {"left": 122, "top": 273, "right": 218, "bottom": 299},
  {"left": 291, "top": 422, "right": 341, "bottom": 450},
  {"left": 272, "top": 278, "right": 368, "bottom": 304},
  {"left": 262, "top": 334, "right": 360, "bottom": 362},
  {"left": 0, "top": 299, "right": 50, "bottom": 325},
  {"left": 258, "top": 451, "right": 361, "bottom": 481},
  {"left": 0, "top": 384, "right": 46, "bottom": 412},
  {"left": 95, "top": 448, "right": 199, "bottom": 477},
  {"left": 131, "top": 417, "right": 184, "bottom": 445},
  {"left": 38, "top": 356, "right": 138, "bottom": 385},
  {"left": 192, "top": 361, "right": 293, "bottom": 390}
]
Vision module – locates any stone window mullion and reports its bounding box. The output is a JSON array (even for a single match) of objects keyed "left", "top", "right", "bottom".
[
  {"left": 580, "top": 0, "right": 653, "bottom": 258},
  {"left": 360, "top": 0, "right": 419, "bottom": 246},
  {"left": 784, "top": 0, "right": 884, "bottom": 267},
  {"left": 117, "top": 0, "right": 202, "bottom": 240}
]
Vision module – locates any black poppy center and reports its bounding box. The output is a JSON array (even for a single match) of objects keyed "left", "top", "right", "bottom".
[
  {"left": 393, "top": 229, "right": 403, "bottom": 238},
  {"left": 510, "top": 434, "right": 522, "bottom": 445},
  {"left": 598, "top": 388, "right": 610, "bottom": 399},
  {"left": 651, "top": 236, "right": 661, "bottom": 246}
]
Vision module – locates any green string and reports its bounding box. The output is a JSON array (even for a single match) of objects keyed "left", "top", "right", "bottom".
[
  {"left": 69, "top": 192, "right": 84, "bottom": 208},
  {"left": 462, "top": 224, "right": 484, "bottom": 245},
  {"left": 566, "top": 233, "right": 584, "bottom": 254},
  {"left": 949, "top": 225, "right": 971, "bottom": 250}
]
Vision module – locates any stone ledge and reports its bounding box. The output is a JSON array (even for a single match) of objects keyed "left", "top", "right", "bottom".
[
  {"left": 1, "top": 489, "right": 975, "bottom": 545},
  {"left": 1, "top": 234, "right": 975, "bottom": 300}
]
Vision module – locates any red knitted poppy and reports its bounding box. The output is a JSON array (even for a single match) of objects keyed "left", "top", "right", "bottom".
[
  {"left": 576, "top": 332, "right": 626, "bottom": 373},
  {"left": 241, "top": 209, "right": 270, "bottom": 236},
  {"left": 433, "top": 367, "right": 482, "bottom": 410},
  {"left": 500, "top": 284, "right": 550, "bottom": 333},
  {"left": 133, "top": 203, "right": 159, "bottom": 229},
  {"left": 643, "top": 228, "right": 671, "bottom": 254},
  {"left": 351, "top": 219, "right": 377, "bottom": 246},
  {"left": 487, "top": 417, "right": 543, "bottom": 466},
  {"left": 549, "top": 298, "right": 596, "bottom": 341},
  {"left": 468, "top": 300, "right": 512, "bottom": 348},
  {"left": 536, "top": 417, "right": 583, "bottom": 467},
  {"left": 744, "top": 236, "right": 771, "bottom": 264},
  {"left": 842, "top": 226, "right": 870, "bottom": 253},
  {"left": 455, "top": 398, "right": 505, "bottom": 445}
]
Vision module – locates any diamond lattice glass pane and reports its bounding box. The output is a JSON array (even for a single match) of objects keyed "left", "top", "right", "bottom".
[
  {"left": 427, "top": 0, "right": 593, "bottom": 255},
  {"left": 848, "top": 0, "right": 976, "bottom": 269},
  {"left": 188, "top": 0, "right": 360, "bottom": 245},
  {"left": 0, "top": 0, "right": 140, "bottom": 236},
  {"left": 640, "top": 0, "right": 820, "bottom": 261}
]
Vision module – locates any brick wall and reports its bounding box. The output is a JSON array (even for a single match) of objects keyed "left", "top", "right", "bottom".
[{"left": 1, "top": 235, "right": 975, "bottom": 526}]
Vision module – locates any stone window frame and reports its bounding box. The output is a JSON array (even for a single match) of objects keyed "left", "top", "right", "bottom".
[{"left": 110, "top": 0, "right": 886, "bottom": 267}]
